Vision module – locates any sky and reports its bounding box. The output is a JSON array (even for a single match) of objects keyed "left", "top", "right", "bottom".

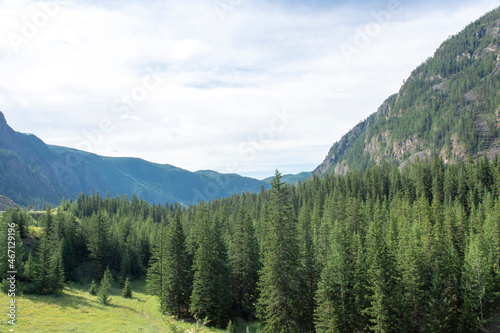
[{"left": 0, "top": 0, "right": 499, "bottom": 179}]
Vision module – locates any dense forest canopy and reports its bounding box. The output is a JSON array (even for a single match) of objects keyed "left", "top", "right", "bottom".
[{"left": 3, "top": 155, "right": 500, "bottom": 332}]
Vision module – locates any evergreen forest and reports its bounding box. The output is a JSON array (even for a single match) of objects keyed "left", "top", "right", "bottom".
[{"left": 4, "top": 155, "right": 500, "bottom": 332}]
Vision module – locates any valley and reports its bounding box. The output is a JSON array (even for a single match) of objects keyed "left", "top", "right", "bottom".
[{"left": 3, "top": 3, "right": 500, "bottom": 333}]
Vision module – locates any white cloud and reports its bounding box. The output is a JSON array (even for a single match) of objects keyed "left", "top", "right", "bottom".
[
  {"left": 172, "top": 38, "right": 208, "bottom": 59},
  {"left": 0, "top": 0, "right": 499, "bottom": 178}
]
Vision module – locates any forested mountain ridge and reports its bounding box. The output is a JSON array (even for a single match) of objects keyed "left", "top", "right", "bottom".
[
  {"left": 315, "top": 6, "right": 500, "bottom": 176},
  {"left": 0, "top": 111, "right": 270, "bottom": 206}
]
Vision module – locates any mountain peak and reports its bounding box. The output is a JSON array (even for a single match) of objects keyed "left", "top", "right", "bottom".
[
  {"left": 314, "top": 7, "right": 500, "bottom": 176},
  {"left": 0, "top": 111, "right": 6, "bottom": 126},
  {"left": 0, "top": 111, "right": 14, "bottom": 137}
]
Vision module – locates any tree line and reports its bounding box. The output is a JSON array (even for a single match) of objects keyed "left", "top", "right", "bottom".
[{"left": 2, "top": 155, "right": 500, "bottom": 331}]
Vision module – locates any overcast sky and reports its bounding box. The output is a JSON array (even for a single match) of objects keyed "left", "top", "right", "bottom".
[{"left": 0, "top": 0, "right": 499, "bottom": 179}]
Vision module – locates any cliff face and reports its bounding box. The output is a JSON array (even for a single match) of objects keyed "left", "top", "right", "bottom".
[{"left": 314, "top": 7, "right": 500, "bottom": 176}]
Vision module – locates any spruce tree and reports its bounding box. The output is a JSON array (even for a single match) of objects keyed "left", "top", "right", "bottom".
[
  {"left": 364, "top": 202, "right": 397, "bottom": 333},
  {"left": 398, "top": 224, "right": 424, "bottom": 333},
  {"left": 146, "top": 225, "right": 167, "bottom": 313},
  {"left": 257, "top": 170, "right": 301, "bottom": 332},
  {"left": 88, "top": 210, "right": 110, "bottom": 276},
  {"left": 297, "top": 204, "right": 317, "bottom": 332},
  {"left": 315, "top": 221, "right": 355, "bottom": 332},
  {"left": 163, "top": 214, "right": 191, "bottom": 317},
  {"left": 99, "top": 267, "right": 113, "bottom": 306},
  {"left": 190, "top": 206, "right": 231, "bottom": 328},
  {"left": 122, "top": 277, "right": 132, "bottom": 298},
  {"left": 34, "top": 210, "right": 65, "bottom": 294},
  {"left": 23, "top": 252, "right": 36, "bottom": 283},
  {"left": 228, "top": 207, "right": 259, "bottom": 319},
  {"left": 89, "top": 279, "right": 97, "bottom": 296},
  {"left": 35, "top": 235, "right": 53, "bottom": 294},
  {"left": 49, "top": 244, "right": 66, "bottom": 293},
  {"left": 460, "top": 233, "right": 491, "bottom": 332}
]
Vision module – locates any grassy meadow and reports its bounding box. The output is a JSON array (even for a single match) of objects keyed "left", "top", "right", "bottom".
[{"left": 0, "top": 279, "right": 255, "bottom": 333}]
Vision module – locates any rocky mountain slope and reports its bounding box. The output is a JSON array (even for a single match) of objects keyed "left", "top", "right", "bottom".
[
  {"left": 0, "top": 112, "right": 270, "bottom": 206},
  {"left": 0, "top": 195, "right": 16, "bottom": 211},
  {"left": 315, "top": 7, "right": 500, "bottom": 176}
]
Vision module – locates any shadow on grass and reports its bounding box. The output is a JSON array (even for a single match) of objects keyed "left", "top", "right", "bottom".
[
  {"left": 106, "top": 303, "right": 137, "bottom": 312},
  {"left": 23, "top": 290, "right": 96, "bottom": 311},
  {"left": 128, "top": 296, "right": 144, "bottom": 302}
]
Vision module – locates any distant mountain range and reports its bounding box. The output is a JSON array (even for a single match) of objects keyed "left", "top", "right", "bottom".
[
  {"left": 262, "top": 172, "right": 312, "bottom": 185},
  {"left": 0, "top": 112, "right": 310, "bottom": 207},
  {"left": 314, "top": 7, "right": 500, "bottom": 176},
  {"left": 6, "top": 7, "right": 500, "bottom": 206}
]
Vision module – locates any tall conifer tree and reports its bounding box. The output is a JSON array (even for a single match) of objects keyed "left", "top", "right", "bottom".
[
  {"left": 229, "top": 207, "right": 260, "bottom": 319},
  {"left": 257, "top": 170, "right": 301, "bottom": 332},
  {"left": 163, "top": 213, "right": 191, "bottom": 318},
  {"left": 190, "top": 206, "right": 231, "bottom": 328},
  {"left": 146, "top": 225, "right": 168, "bottom": 313},
  {"left": 87, "top": 210, "right": 110, "bottom": 276}
]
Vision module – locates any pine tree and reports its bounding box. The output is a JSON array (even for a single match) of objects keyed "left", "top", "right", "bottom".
[
  {"left": 34, "top": 210, "right": 65, "bottom": 295},
  {"left": 460, "top": 233, "right": 491, "bottom": 332},
  {"left": 60, "top": 213, "right": 80, "bottom": 281},
  {"left": 163, "top": 214, "right": 191, "bottom": 318},
  {"left": 49, "top": 244, "right": 66, "bottom": 293},
  {"left": 398, "top": 225, "right": 424, "bottom": 333},
  {"left": 364, "top": 202, "right": 397, "bottom": 333},
  {"left": 229, "top": 207, "right": 259, "bottom": 319},
  {"left": 122, "top": 277, "right": 133, "bottom": 298},
  {"left": 89, "top": 279, "right": 97, "bottom": 296},
  {"left": 297, "top": 204, "right": 317, "bottom": 332},
  {"left": 315, "top": 222, "right": 355, "bottom": 332},
  {"left": 99, "top": 267, "right": 113, "bottom": 306},
  {"left": 257, "top": 170, "right": 301, "bottom": 332},
  {"left": 146, "top": 225, "right": 167, "bottom": 313},
  {"left": 35, "top": 235, "right": 53, "bottom": 294},
  {"left": 88, "top": 210, "right": 110, "bottom": 276},
  {"left": 190, "top": 206, "right": 231, "bottom": 328},
  {"left": 23, "top": 252, "right": 36, "bottom": 283},
  {"left": 119, "top": 249, "right": 132, "bottom": 283}
]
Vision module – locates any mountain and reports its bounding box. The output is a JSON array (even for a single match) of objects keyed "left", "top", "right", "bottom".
[
  {"left": 0, "top": 112, "right": 270, "bottom": 206},
  {"left": 262, "top": 171, "right": 312, "bottom": 184},
  {"left": 315, "top": 7, "right": 500, "bottom": 176},
  {"left": 0, "top": 195, "right": 16, "bottom": 211}
]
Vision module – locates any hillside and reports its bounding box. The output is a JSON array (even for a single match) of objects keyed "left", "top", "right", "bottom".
[
  {"left": 0, "top": 278, "right": 235, "bottom": 333},
  {"left": 315, "top": 6, "right": 500, "bottom": 176},
  {"left": 0, "top": 195, "right": 16, "bottom": 211},
  {"left": 0, "top": 112, "right": 270, "bottom": 206},
  {"left": 262, "top": 171, "right": 312, "bottom": 184}
]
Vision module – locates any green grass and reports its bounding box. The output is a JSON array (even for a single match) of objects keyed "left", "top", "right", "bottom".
[{"left": 0, "top": 279, "right": 256, "bottom": 333}]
